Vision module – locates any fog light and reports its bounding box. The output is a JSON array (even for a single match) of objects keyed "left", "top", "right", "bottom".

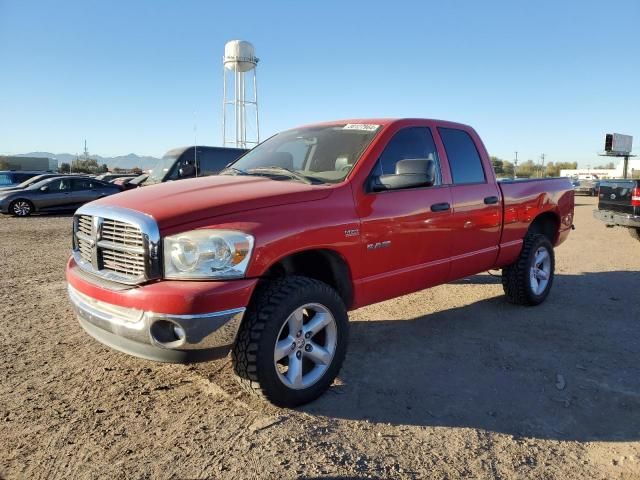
[{"left": 150, "top": 320, "right": 187, "bottom": 347}]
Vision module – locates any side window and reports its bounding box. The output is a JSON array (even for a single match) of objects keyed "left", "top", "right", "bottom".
[
  {"left": 0, "top": 174, "right": 11, "bottom": 186},
  {"left": 16, "top": 173, "right": 33, "bottom": 183},
  {"left": 72, "top": 179, "right": 93, "bottom": 190},
  {"left": 47, "top": 179, "right": 71, "bottom": 192},
  {"left": 373, "top": 127, "right": 441, "bottom": 182},
  {"left": 199, "top": 150, "right": 244, "bottom": 175},
  {"left": 438, "top": 128, "right": 485, "bottom": 184}
]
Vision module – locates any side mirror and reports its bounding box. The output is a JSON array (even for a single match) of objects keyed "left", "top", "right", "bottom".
[
  {"left": 179, "top": 164, "right": 196, "bottom": 178},
  {"left": 371, "top": 159, "right": 436, "bottom": 192},
  {"left": 40, "top": 186, "right": 49, "bottom": 192}
]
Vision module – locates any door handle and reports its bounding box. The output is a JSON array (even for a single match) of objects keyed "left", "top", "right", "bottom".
[
  {"left": 430, "top": 202, "right": 451, "bottom": 212},
  {"left": 484, "top": 196, "right": 499, "bottom": 205}
]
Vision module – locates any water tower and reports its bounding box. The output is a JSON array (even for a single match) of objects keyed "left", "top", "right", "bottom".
[{"left": 222, "top": 40, "right": 259, "bottom": 148}]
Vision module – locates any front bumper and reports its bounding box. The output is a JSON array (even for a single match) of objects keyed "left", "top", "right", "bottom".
[
  {"left": 69, "top": 285, "right": 245, "bottom": 363},
  {"left": 593, "top": 209, "right": 640, "bottom": 229}
]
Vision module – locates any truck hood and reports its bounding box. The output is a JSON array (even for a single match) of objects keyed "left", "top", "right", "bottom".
[{"left": 90, "top": 175, "right": 333, "bottom": 229}]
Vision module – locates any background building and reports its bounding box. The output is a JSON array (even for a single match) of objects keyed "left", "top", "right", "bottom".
[
  {"left": 0, "top": 156, "right": 57, "bottom": 171},
  {"left": 560, "top": 159, "right": 640, "bottom": 179}
]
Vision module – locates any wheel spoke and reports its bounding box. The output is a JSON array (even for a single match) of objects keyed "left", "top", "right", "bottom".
[
  {"left": 537, "top": 269, "right": 549, "bottom": 280},
  {"left": 303, "top": 312, "right": 331, "bottom": 338},
  {"left": 535, "top": 249, "right": 549, "bottom": 266},
  {"left": 274, "top": 336, "right": 294, "bottom": 362},
  {"left": 286, "top": 353, "right": 303, "bottom": 387},
  {"left": 286, "top": 308, "right": 304, "bottom": 334},
  {"left": 304, "top": 341, "right": 332, "bottom": 365}
]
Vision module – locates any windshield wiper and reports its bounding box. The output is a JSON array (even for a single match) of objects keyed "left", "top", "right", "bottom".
[
  {"left": 219, "top": 166, "right": 249, "bottom": 176},
  {"left": 247, "top": 166, "right": 320, "bottom": 184}
]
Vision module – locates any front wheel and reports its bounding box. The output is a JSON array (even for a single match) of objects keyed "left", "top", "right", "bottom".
[
  {"left": 10, "top": 199, "right": 33, "bottom": 217},
  {"left": 502, "top": 234, "right": 555, "bottom": 305},
  {"left": 232, "top": 276, "right": 349, "bottom": 407}
]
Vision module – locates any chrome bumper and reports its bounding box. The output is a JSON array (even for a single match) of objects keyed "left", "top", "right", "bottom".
[
  {"left": 68, "top": 285, "right": 245, "bottom": 363},
  {"left": 593, "top": 209, "right": 640, "bottom": 228}
]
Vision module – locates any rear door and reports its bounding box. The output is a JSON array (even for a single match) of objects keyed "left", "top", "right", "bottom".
[
  {"left": 72, "top": 178, "right": 101, "bottom": 205},
  {"left": 437, "top": 127, "right": 502, "bottom": 281}
]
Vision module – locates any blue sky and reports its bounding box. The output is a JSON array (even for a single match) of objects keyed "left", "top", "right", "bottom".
[{"left": 1, "top": 0, "right": 638, "bottom": 167}]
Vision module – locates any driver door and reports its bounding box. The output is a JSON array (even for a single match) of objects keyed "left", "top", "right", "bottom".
[
  {"left": 355, "top": 126, "right": 454, "bottom": 306},
  {"left": 37, "top": 178, "right": 73, "bottom": 210}
]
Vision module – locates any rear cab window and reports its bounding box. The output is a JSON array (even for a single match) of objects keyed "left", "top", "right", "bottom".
[{"left": 438, "top": 127, "right": 486, "bottom": 184}]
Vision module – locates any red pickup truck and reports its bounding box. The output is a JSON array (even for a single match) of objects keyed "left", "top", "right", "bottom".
[{"left": 66, "top": 119, "right": 574, "bottom": 406}]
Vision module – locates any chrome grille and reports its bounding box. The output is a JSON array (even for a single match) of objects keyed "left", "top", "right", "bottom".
[
  {"left": 72, "top": 206, "right": 161, "bottom": 285},
  {"left": 101, "top": 219, "right": 144, "bottom": 248}
]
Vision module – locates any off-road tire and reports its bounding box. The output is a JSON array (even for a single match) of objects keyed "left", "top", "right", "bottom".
[
  {"left": 10, "top": 199, "right": 34, "bottom": 217},
  {"left": 502, "top": 234, "right": 555, "bottom": 305},
  {"left": 232, "top": 276, "right": 349, "bottom": 407},
  {"left": 630, "top": 228, "right": 640, "bottom": 242}
]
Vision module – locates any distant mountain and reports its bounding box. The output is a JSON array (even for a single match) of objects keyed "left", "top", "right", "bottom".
[{"left": 16, "top": 152, "right": 161, "bottom": 171}]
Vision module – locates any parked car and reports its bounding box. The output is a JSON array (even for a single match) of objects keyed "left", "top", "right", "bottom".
[
  {"left": 0, "top": 173, "right": 68, "bottom": 192},
  {"left": 572, "top": 179, "right": 599, "bottom": 196},
  {"left": 0, "top": 176, "right": 121, "bottom": 217},
  {"left": 95, "top": 173, "right": 138, "bottom": 183},
  {"left": 66, "top": 118, "right": 574, "bottom": 406},
  {"left": 145, "top": 146, "right": 248, "bottom": 185},
  {"left": 0, "top": 171, "right": 50, "bottom": 189},
  {"left": 593, "top": 179, "right": 640, "bottom": 241},
  {"left": 113, "top": 174, "right": 148, "bottom": 191}
]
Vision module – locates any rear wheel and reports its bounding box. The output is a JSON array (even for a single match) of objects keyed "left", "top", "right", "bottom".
[
  {"left": 630, "top": 228, "right": 640, "bottom": 242},
  {"left": 10, "top": 199, "right": 33, "bottom": 217},
  {"left": 232, "top": 276, "right": 349, "bottom": 407},
  {"left": 502, "top": 234, "right": 555, "bottom": 305}
]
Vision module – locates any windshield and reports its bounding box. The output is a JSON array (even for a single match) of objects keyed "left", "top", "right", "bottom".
[
  {"left": 223, "top": 124, "right": 381, "bottom": 184},
  {"left": 148, "top": 155, "right": 179, "bottom": 183}
]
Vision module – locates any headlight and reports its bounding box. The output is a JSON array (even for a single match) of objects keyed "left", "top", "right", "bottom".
[{"left": 163, "top": 230, "right": 254, "bottom": 279}]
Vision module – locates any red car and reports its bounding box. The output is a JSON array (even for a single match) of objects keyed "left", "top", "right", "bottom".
[{"left": 66, "top": 119, "right": 574, "bottom": 406}]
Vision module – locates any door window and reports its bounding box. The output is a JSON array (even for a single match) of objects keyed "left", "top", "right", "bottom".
[
  {"left": 372, "top": 127, "right": 441, "bottom": 184},
  {"left": 72, "top": 179, "right": 94, "bottom": 191},
  {"left": 0, "top": 174, "right": 11, "bottom": 185},
  {"left": 438, "top": 128, "right": 485, "bottom": 184},
  {"left": 46, "top": 178, "right": 72, "bottom": 192}
]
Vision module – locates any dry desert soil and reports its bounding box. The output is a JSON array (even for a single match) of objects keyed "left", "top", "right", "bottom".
[{"left": 1, "top": 196, "right": 639, "bottom": 479}]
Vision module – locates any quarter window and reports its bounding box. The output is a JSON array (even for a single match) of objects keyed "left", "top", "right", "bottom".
[
  {"left": 373, "top": 127, "right": 441, "bottom": 183},
  {"left": 438, "top": 128, "right": 485, "bottom": 184}
]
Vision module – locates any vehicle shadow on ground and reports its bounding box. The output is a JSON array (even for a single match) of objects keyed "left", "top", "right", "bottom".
[{"left": 304, "top": 271, "right": 640, "bottom": 442}]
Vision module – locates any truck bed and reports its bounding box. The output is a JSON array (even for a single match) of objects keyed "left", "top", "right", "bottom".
[{"left": 495, "top": 177, "right": 574, "bottom": 267}]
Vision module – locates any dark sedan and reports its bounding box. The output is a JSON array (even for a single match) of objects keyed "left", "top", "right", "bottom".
[{"left": 0, "top": 176, "right": 121, "bottom": 217}]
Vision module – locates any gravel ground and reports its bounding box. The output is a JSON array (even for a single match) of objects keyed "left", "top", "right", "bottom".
[{"left": 1, "top": 196, "right": 639, "bottom": 479}]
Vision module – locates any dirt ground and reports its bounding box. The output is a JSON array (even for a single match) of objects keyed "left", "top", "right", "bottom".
[{"left": 1, "top": 196, "right": 639, "bottom": 479}]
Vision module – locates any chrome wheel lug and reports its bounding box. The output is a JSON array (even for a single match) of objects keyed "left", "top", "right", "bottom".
[
  {"left": 296, "top": 351, "right": 302, "bottom": 359},
  {"left": 305, "top": 344, "right": 312, "bottom": 352}
]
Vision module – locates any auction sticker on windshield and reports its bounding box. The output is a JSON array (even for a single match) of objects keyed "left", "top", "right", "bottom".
[{"left": 343, "top": 124, "right": 380, "bottom": 131}]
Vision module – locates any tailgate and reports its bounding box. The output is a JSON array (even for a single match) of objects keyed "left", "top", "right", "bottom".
[{"left": 598, "top": 180, "right": 637, "bottom": 214}]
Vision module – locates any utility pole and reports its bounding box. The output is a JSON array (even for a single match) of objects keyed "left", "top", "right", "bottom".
[
  {"left": 514, "top": 151, "right": 518, "bottom": 178},
  {"left": 540, "top": 153, "right": 546, "bottom": 177}
]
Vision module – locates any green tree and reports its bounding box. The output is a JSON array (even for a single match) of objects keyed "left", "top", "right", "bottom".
[
  {"left": 594, "top": 162, "right": 615, "bottom": 169},
  {"left": 490, "top": 156, "right": 504, "bottom": 175},
  {"left": 59, "top": 162, "right": 71, "bottom": 173},
  {"left": 0, "top": 158, "right": 10, "bottom": 170}
]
